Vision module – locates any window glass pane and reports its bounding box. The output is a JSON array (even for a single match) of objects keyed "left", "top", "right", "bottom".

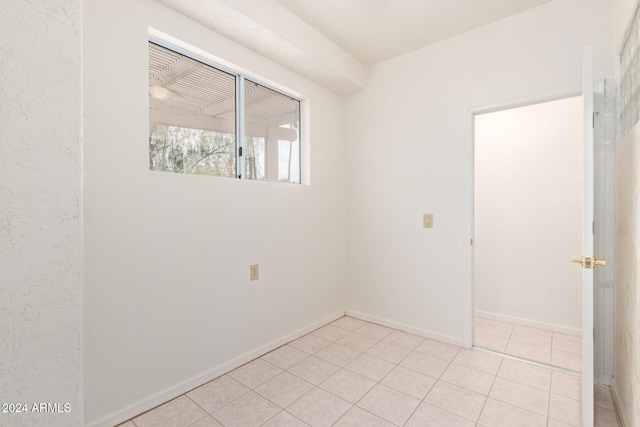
[
  {"left": 244, "top": 136, "right": 265, "bottom": 180},
  {"left": 244, "top": 80, "right": 300, "bottom": 183},
  {"left": 620, "top": 7, "right": 640, "bottom": 137},
  {"left": 148, "top": 42, "right": 236, "bottom": 177},
  {"left": 278, "top": 123, "right": 300, "bottom": 183}
]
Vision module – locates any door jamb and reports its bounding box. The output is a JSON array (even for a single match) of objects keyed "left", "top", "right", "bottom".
[{"left": 462, "top": 86, "right": 583, "bottom": 349}]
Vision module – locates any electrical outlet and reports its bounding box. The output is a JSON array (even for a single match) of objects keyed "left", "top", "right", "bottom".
[
  {"left": 423, "top": 213, "right": 433, "bottom": 228},
  {"left": 250, "top": 264, "right": 259, "bottom": 281}
]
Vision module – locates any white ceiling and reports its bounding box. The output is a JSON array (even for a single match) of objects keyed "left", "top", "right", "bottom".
[
  {"left": 158, "top": 0, "right": 554, "bottom": 95},
  {"left": 276, "top": 0, "right": 553, "bottom": 65}
]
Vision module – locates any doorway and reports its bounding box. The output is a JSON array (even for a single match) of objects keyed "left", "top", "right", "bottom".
[{"left": 472, "top": 96, "right": 584, "bottom": 372}]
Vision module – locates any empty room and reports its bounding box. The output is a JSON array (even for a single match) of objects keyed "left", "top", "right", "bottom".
[{"left": 2, "top": 0, "right": 640, "bottom": 426}]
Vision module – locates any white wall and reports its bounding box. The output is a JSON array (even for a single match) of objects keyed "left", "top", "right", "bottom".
[
  {"left": 0, "top": 0, "right": 82, "bottom": 426},
  {"left": 612, "top": 1, "right": 640, "bottom": 425},
  {"left": 0, "top": 1, "right": 83, "bottom": 426},
  {"left": 474, "top": 97, "right": 583, "bottom": 333},
  {"left": 83, "top": 1, "right": 347, "bottom": 425},
  {"left": 614, "top": 122, "right": 640, "bottom": 427},
  {"left": 345, "top": 0, "right": 613, "bottom": 344}
]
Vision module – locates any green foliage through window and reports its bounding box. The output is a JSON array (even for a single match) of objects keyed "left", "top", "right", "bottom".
[{"left": 149, "top": 124, "right": 236, "bottom": 177}]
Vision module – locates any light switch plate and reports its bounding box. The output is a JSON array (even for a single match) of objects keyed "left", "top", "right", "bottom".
[
  {"left": 250, "top": 264, "right": 259, "bottom": 281},
  {"left": 423, "top": 213, "right": 433, "bottom": 228}
]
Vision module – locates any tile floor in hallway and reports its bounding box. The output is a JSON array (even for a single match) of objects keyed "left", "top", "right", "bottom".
[
  {"left": 474, "top": 317, "right": 583, "bottom": 372},
  {"left": 118, "top": 316, "right": 619, "bottom": 427}
]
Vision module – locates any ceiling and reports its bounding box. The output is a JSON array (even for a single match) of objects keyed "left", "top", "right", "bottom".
[
  {"left": 158, "top": 0, "right": 554, "bottom": 95},
  {"left": 275, "top": 0, "right": 554, "bottom": 65}
]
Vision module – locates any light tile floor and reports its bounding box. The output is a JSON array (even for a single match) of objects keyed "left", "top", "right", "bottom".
[
  {"left": 119, "top": 316, "right": 619, "bottom": 427},
  {"left": 474, "top": 317, "right": 582, "bottom": 372}
]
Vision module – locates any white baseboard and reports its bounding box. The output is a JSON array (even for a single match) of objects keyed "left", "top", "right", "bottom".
[
  {"left": 474, "top": 309, "right": 581, "bottom": 336},
  {"left": 346, "top": 310, "right": 464, "bottom": 347},
  {"left": 610, "top": 377, "right": 628, "bottom": 427},
  {"left": 89, "top": 310, "right": 345, "bottom": 427}
]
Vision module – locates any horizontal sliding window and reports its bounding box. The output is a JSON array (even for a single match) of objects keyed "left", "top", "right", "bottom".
[{"left": 148, "top": 40, "right": 301, "bottom": 183}]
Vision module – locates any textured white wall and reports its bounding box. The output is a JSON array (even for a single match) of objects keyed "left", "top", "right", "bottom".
[
  {"left": 0, "top": 1, "right": 83, "bottom": 426},
  {"left": 613, "top": 1, "right": 640, "bottom": 425},
  {"left": 83, "top": 1, "right": 346, "bottom": 425},
  {"left": 474, "top": 97, "right": 583, "bottom": 333},
  {"left": 345, "top": 0, "right": 613, "bottom": 343},
  {"left": 614, "top": 122, "right": 640, "bottom": 427}
]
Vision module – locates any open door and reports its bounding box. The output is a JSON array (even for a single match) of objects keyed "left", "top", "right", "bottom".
[{"left": 573, "top": 46, "right": 605, "bottom": 427}]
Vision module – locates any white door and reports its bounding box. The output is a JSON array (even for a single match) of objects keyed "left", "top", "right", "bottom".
[{"left": 577, "top": 46, "right": 605, "bottom": 427}]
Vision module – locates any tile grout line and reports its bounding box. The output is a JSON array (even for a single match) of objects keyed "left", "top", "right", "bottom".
[
  {"left": 379, "top": 337, "right": 438, "bottom": 426},
  {"left": 476, "top": 355, "right": 505, "bottom": 425},
  {"left": 323, "top": 325, "right": 451, "bottom": 425},
  {"left": 328, "top": 333, "right": 390, "bottom": 426},
  {"left": 473, "top": 346, "right": 581, "bottom": 377},
  {"left": 183, "top": 393, "right": 218, "bottom": 426},
  {"left": 195, "top": 327, "right": 341, "bottom": 426},
  {"left": 287, "top": 319, "right": 388, "bottom": 426},
  {"left": 546, "top": 368, "right": 553, "bottom": 427},
  {"left": 251, "top": 371, "right": 314, "bottom": 426},
  {"left": 504, "top": 320, "right": 516, "bottom": 355},
  {"left": 415, "top": 347, "right": 497, "bottom": 424},
  {"left": 455, "top": 345, "right": 564, "bottom": 423},
  {"left": 352, "top": 327, "right": 529, "bottom": 425},
  {"left": 400, "top": 346, "right": 463, "bottom": 426},
  {"left": 485, "top": 354, "right": 582, "bottom": 422},
  {"left": 332, "top": 321, "right": 419, "bottom": 425},
  {"left": 332, "top": 328, "right": 415, "bottom": 426},
  {"left": 476, "top": 318, "right": 583, "bottom": 372},
  {"left": 236, "top": 322, "right": 359, "bottom": 426}
]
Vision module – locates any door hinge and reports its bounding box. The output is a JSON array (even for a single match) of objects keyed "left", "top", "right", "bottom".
[
  {"left": 593, "top": 111, "right": 599, "bottom": 128},
  {"left": 239, "top": 147, "right": 243, "bottom": 156},
  {"left": 593, "top": 221, "right": 595, "bottom": 235},
  {"left": 470, "top": 238, "right": 473, "bottom": 246}
]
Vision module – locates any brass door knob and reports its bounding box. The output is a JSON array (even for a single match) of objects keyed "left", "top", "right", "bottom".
[{"left": 572, "top": 256, "right": 606, "bottom": 269}]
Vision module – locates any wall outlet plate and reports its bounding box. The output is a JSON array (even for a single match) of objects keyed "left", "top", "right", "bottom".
[
  {"left": 250, "top": 264, "right": 259, "bottom": 281},
  {"left": 423, "top": 213, "right": 433, "bottom": 228}
]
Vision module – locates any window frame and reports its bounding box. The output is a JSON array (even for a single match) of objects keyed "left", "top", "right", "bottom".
[{"left": 148, "top": 35, "right": 302, "bottom": 183}]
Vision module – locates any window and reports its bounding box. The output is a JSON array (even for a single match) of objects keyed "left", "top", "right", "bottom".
[
  {"left": 621, "top": 5, "right": 640, "bottom": 137},
  {"left": 148, "top": 40, "right": 301, "bottom": 183}
]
